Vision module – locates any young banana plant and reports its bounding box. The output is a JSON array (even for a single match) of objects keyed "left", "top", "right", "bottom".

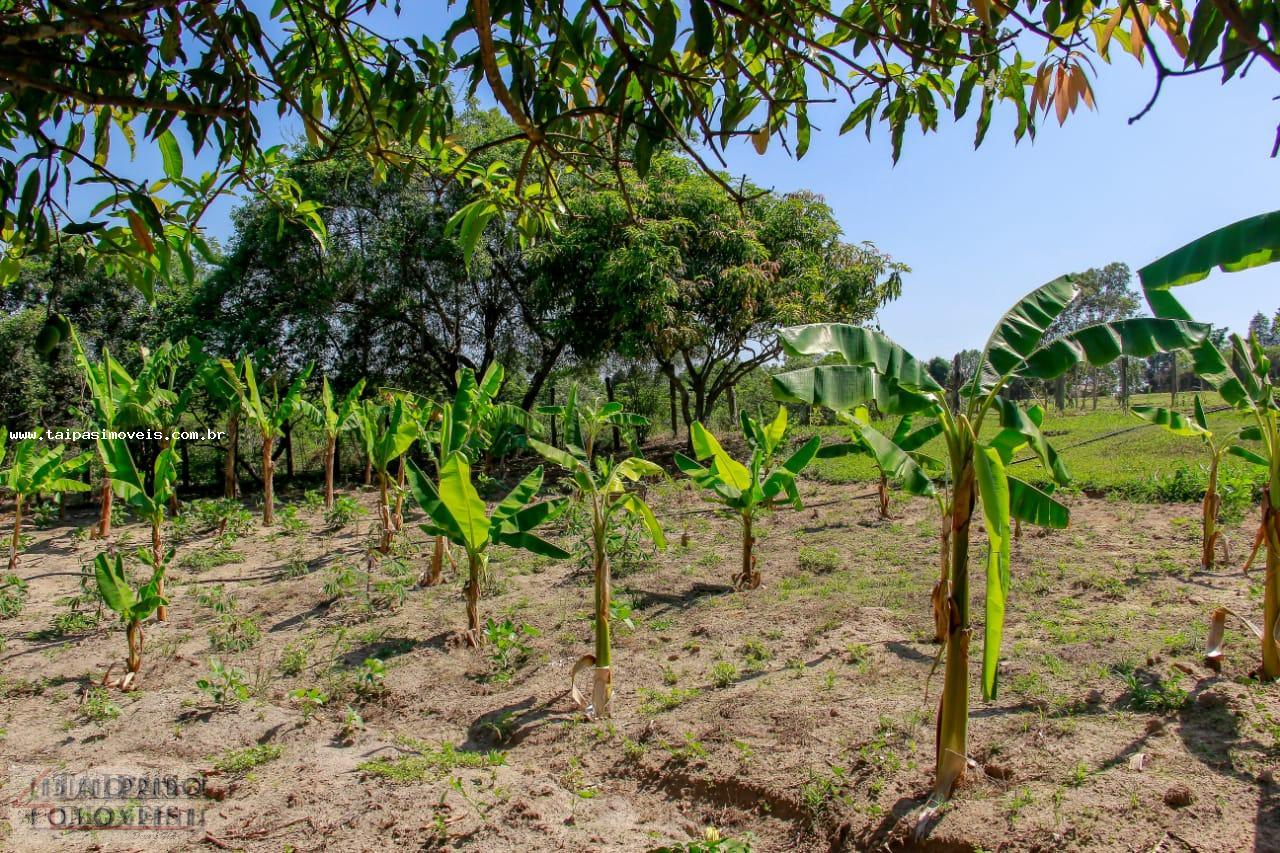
[
  {"left": 310, "top": 376, "right": 366, "bottom": 510},
  {"left": 773, "top": 277, "right": 1211, "bottom": 805},
  {"left": 1131, "top": 396, "right": 1233, "bottom": 570},
  {"left": 675, "top": 408, "right": 821, "bottom": 590},
  {"left": 355, "top": 396, "right": 419, "bottom": 554},
  {"left": 2, "top": 438, "right": 92, "bottom": 572},
  {"left": 97, "top": 435, "right": 179, "bottom": 621},
  {"left": 817, "top": 408, "right": 942, "bottom": 519},
  {"left": 405, "top": 453, "right": 569, "bottom": 646},
  {"left": 415, "top": 364, "right": 507, "bottom": 587},
  {"left": 530, "top": 390, "right": 665, "bottom": 718},
  {"left": 220, "top": 356, "right": 312, "bottom": 525},
  {"left": 94, "top": 551, "right": 166, "bottom": 690}
]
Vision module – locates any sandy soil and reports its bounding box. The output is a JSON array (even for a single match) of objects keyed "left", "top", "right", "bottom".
[{"left": 1, "top": 474, "right": 1278, "bottom": 852}]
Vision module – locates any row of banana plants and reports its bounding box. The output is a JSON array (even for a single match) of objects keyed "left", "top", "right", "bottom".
[{"left": 3, "top": 210, "right": 1279, "bottom": 815}]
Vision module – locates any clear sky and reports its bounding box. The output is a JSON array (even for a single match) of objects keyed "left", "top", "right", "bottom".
[
  {"left": 169, "top": 19, "right": 1278, "bottom": 362},
  {"left": 709, "top": 58, "right": 1280, "bottom": 359}
]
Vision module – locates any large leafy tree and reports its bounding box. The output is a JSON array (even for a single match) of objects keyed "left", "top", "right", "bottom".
[
  {"left": 534, "top": 156, "right": 904, "bottom": 429},
  {"left": 4, "top": 1, "right": 1274, "bottom": 297}
]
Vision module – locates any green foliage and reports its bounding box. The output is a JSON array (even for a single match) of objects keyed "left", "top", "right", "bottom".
[
  {"left": 94, "top": 552, "right": 165, "bottom": 625},
  {"left": 1116, "top": 667, "right": 1190, "bottom": 714},
  {"left": 324, "top": 495, "right": 366, "bottom": 530},
  {"left": 213, "top": 744, "right": 283, "bottom": 775},
  {"left": 80, "top": 687, "right": 122, "bottom": 725},
  {"left": 483, "top": 618, "right": 539, "bottom": 682},
  {"left": 0, "top": 574, "right": 29, "bottom": 619},
  {"left": 196, "top": 658, "right": 251, "bottom": 707},
  {"left": 357, "top": 742, "right": 504, "bottom": 783}
]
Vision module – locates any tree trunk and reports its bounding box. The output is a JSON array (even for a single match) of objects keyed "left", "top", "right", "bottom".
[
  {"left": 727, "top": 386, "right": 738, "bottom": 423},
  {"left": 153, "top": 522, "right": 167, "bottom": 623},
  {"left": 935, "top": 448, "right": 975, "bottom": 799},
  {"left": 1053, "top": 376, "right": 1066, "bottom": 414},
  {"left": 877, "top": 473, "right": 890, "bottom": 519},
  {"left": 261, "top": 434, "right": 275, "bottom": 525},
  {"left": 1119, "top": 356, "right": 1129, "bottom": 409},
  {"left": 324, "top": 434, "right": 337, "bottom": 510},
  {"left": 1171, "top": 354, "right": 1179, "bottom": 406},
  {"left": 181, "top": 440, "right": 191, "bottom": 490},
  {"left": 7, "top": 496, "right": 23, "bottom": 573},
  {"left": 224, "top": 411, "right": 239, "bottom": 499},
  {"left": 363, "top": 457, "right": 372, "bottom": 487},
  {"left": 669, "top": 375, "right": 678, "bottom": 438}
]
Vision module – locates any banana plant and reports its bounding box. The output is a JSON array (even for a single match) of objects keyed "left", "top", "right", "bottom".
[
  {"left": 405, "top": 453, "right": 569, "bottom": 646},
  {"left": 199, "top": 355, "right": 244, "bottom": 499},
  {"left": 773, "top": 278, "right": 1210, "bottom": 804},
  {"left": 71, "top": 328, "right": 172, "bottom": 538},
  {"left": 529, "top": 390, "right": 665, "bottom": 718},
  {"left": 94, "top": 551, "right": 166, "bottom": 690},
  {"left": 675, "top": 407, "right": 821, "bottom": 590},
  {"left": 1131, "top": 396, "right": 1234, "bottom": 571},
  {"left": 98, "top": 435, "right": 179, "bottom": 621},
  {"left": 1136, "top": 209, "right": 1280, "bottom": 680},
  {"left": 220, "top": 356, "right": 312, "bottom": 525},
  {"left": 309, "top": 376, "right": 366, "bottom": 510},
  {"left": 415, "top": 364, "right": 507, "bottom": 587},
  {"left": 355, "top": 396, "right": 419, "bottom": 553},
  {"left": 817, "top": 408, "right": 942, "bottom": 519},
  {"left": 2, "top": 438, "right": 92, "bottom": 572}
]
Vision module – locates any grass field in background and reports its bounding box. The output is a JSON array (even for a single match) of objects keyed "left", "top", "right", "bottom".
[{"left": 798, "top": 391, "right": 1265, "bottom": 507}]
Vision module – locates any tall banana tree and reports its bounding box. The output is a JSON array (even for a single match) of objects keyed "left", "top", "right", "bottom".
[
  {"left": 530, "top": 390, "right": 666, "bottom": 718},
  {"left": 221, "top": 356, "right": 312, "bottom": 525},
  {"left": 773, "top": 278, "right": 1210, "bottom": 804},
  {"left": 1131, "top": 397, "right": 1234, "bottom": 571},
  {"left": 199, "top": 355, "right": 244, "bottom": 499},
  {"left": 817, "top": 409, "right": 941, "bottom": 519},
  {"left": 310, "top": 376, "right": 366, "bottom": 510},
  {"left": 405, "top": 453, "right": 569, "bottom": 646},
  {"left": 1135, "top": 209, "right": 1280, "bottom": 679},
  {"left": 98, "top": 435, "right": 179, "bottom": 621},
  {"left": 355, "top": 396, "right": 419, "bottom": 554},
  {"left": 2, "top": 438, "right": 91, "bottom": 572},
  {"left": 676, "top": 408, "right": 820, "bottom": 590}
]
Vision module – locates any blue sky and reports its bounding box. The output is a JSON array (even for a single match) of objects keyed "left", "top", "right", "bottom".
[{"left": 156, "top": 17, "right": 1278, "bottom": 361}]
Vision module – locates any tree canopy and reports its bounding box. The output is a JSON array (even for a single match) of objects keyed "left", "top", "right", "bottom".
[{"left": 2, "top": 0, "right": 1276, "bottom": 299}]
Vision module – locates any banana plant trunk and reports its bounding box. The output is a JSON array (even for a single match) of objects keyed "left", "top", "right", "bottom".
[
  {"left": 7, "top": 495, "right": 23, "bottom": 573},
  {"left": 591, "top": 504, "right": 613, "bottom": 717},
  {"left": 96, "top": 478, "right": 113, "bottom": 539},
  {"left": 932, "top": 510, "right": 951, "bottom": 644},
  {"left": 323, "top": 434, "right": 337, "bottom": 510},
  {"left": 465, "top": 552, "right": 485, "bottom": 647},
  {"left": 420, "top": 536, "right": 445, "bottom": 587},
  {"left": 152, "top": 523, "right": 167, "bottom": 623},
  {"left": 126, "top": 618, "right": 143, "bottom": 675},
  {"left": 393, "top": 457, "right": 406, "bottom": 532},
  {"left": 224, "top": 412, "right": 239, "bottom": 499},
  {"left": 261, "top": 434, "right": 275, "bottom": 525},
  {"left": 936, "top": 446, "right": 975, "bottom": 799},
  {"left": 737, "top": 511, "right": 758, "bottom": 589},
  {"left": 1262, "top": 487, "right": 1280, "bottom": 679},
  {"left": 878, "top": 473, "right": 890, "bottom": 518},
  {"left": 1202, "top": 452, "right": 1221, "bottom": 571},
  {"left": 377, "top": 472, "right": 393, "bottom": 554}
]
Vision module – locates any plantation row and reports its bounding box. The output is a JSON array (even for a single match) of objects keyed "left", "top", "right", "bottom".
[{"left": 4, "top": 211, "right": 1280, "bottom": 816}]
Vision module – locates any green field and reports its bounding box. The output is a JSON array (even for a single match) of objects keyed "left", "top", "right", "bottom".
[{"left": 800, "top": 391, "right": 1264, "bottom": 505}]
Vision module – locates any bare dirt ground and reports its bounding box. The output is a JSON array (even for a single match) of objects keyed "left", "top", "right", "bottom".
[{"left": 1, "top": 476, "right": 1279, "bottom": 852}]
